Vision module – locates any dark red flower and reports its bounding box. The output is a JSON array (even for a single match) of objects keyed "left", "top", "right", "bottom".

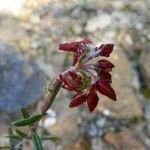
[
  {"left": 59, "top": 43, "right": 78, "bottom": 52},
  {"left": 98, "top": 71, "right": 112, "bottom": 83},
  {"left": 59, "top": 74, "right": 73, "bottom": 89},
  {"left": 72, "top": 50, "right": 82, "bottom": 66},
  {"left": 69, "top": 93, "right": 87, "bottom": 108},
  {"left": 59, "top": 38, "right": 92, "bottom": 66},
  {"left": 59, "top": 38, "right": 92, "bottom": 52},
  {"left": 97, "top": 59, "right": 114, "bottom": 70},
  {"left": 96, "top": 80, "right": 116, "bottom": 101},
  {"left": 58, "top": 39, "right": 116, "bottom": 113},
  {"left": 87, "top": 91, "right": 99, "bottom": 112},
  {"left": 59, "top": 72, "right": 83, "bottom": 92},
  {"left": 99, "top": 44, "right": 114, "bottom": 57}
]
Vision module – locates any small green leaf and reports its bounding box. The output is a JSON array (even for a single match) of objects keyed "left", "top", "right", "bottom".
[
  {"left": 80, "top": 70, "right": 88, "bottom": 79},
  {"left": 80, "top": 70, "right": 91, "bottom": 90},
  {"left": 41, "top": 136, "right": 60, "bottom": 142},
  {"left": 0, "top": 146, "right": 10, "bottom": 149},
  {"left": 6, "top": 135, "right": 23, "bottom": 140},
  {"left": 12, "top": 114, "right": 45, "bottom": 126},
  {"left": 15, "top": 129, "right": 29, "bottom": 139},
  {"left": 32, "top": 131, "right": 43, "bottom": 150},
  {"left": 21, "top": 107, "right": 30, "bottom": 118},
  {"left": 63, "top": 53, "right": 71, "bottom": 67},
  {"left": 141, "top": 88, "right": 150, "bottom": 98},
  {"left": 8, "top": 127, "right": 15, "bottom": 150}
]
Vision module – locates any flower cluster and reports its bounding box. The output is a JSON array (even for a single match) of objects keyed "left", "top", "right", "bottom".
[{"left": 59, "top": 39, "right": 116, "bottom": 112}]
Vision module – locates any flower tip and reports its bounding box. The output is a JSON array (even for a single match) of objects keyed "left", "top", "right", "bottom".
[
  {"left": 97, "top": 59, "right": 115, "bottom": 70},
  {"left": 89, "top": 107, "right": 95, "bottom": 112},
  {"left": 69, "top": 102, "right": 75, "bottom": 108},
  {"left": 87, "top": 92, "right": 99, "bottom": 113},
  {"left": 58, "top": 44, "right": 63, "bottom": 50},
  {"left": 110, "top": 90, "right": 117, "bottom": 101},
  {"left": 96, "top": 80, "right": 117, "bottom": 101},
  {"left": 58, "top": 43, "right": 68, "bottom": 51},
  {"left": 99, "top": 43, "right": 114, "bottom": 57},
  {"left": 108, "top": 43, "right": 114, "bottom": 48},
  {"left": 58, "top": 43, "right": 77, "bottom": 52},
  {"left": 112, "top": 95, "right": 117, "bottom": 101},
  {"left": 69, "top": 93, "right": 87, "bottom": 108}
]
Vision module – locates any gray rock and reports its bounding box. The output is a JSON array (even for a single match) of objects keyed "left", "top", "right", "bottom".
[
  {"left": 96, "top": 48, "right": 143, "bottom": 119},
  {"left": 0, "top": 42, "right": 47, "bottom": 113},
  {"left": 104, "top": 128, "right": 146, "bottom": 150}
]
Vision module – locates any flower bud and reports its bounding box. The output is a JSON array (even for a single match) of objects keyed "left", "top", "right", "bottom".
[
  {"left": 99, "top": 44, "right": 114, "bottom": 57},
  {"left": 69, "top": 93, "right": 87, "bottom": 108},
  {"left": 96, "top": 80, "right": 116, "bottom": 101},
  {"left": 87, "top": 92, "right": 99, "bottom": 112}
]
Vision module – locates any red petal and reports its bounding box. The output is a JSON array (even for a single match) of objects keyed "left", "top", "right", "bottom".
[
  {"left": 72, "top": 50, "right": 82, "bottom": 66},
  {"left": 59, "top": 39, "right": 92, "bottom": 52},
  {"left": 62, "top": 84, "right": 75, "bottom": 91},
  {"left": 98, "top": 71, "right": 112, "bottom": 83},
  {"left": 59, "top": 74, "right": 74, "bottom": 88},
  {"left": 69, "top": 93, "right": 87, "bottom": 108},
  {"left": 69, "top": 71, "right": 82, "bottom": 86},
  {"left": 99, "top": 43, "right": 114, "bottom": 57},
  {"left": 96, "top": 80, "right": 116, "bottom": 101},
  {"left": 90, "top": 84, "right": 97, "bottom": 93},
  {"left": 59, "top": 43, "right": 78, "bottom": 52},
  {"left": 87, "top": 92, "right": 99, "bottom": 112},
  {"left": 68, "top": 71, "right": 78, "bottom": 79},
  {"left": 98, "top": 59, "right": 114, "bottom": 70},
  {"left": 72, "top": 52, "right": 78, "bottom": 66}
]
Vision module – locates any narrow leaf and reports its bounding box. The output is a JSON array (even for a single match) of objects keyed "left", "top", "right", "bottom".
[
  {"left": 12, "top": 114, "right": 44, "bottom": 127},
  {"left": 21, "top": 107, "right": 30, "bottom": 118},
  {"left": 6, "top": 135, "right": 23, "bottom": 140},
  {"left": 0, "top": 146, "right": 10, "bottom": 149},
  {"left": 32, "top": 131, "right": 43, "bottom": 150},
  {"left": 16, "top": 129, "right": 29, "bottom": 139},
  {"left": 8, "top": 127, "right": 15, "bottom": 150},
  {"left": 63, "top": 53, "right": 70, "bottom": 68},
  {"left": 41, "top": 136, "right": 60, "bottom": 141}
]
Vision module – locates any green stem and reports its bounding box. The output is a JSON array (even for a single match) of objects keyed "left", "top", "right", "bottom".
[{"left": 41, "top": 78, "right": 62, "bottom": 113}]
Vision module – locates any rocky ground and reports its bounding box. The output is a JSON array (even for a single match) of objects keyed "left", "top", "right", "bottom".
[{"left": 0, "top": 0, "right": 150, "bottom": 149}]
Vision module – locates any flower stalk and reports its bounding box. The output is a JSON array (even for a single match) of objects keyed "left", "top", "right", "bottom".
[
  {"left": 8, "top": 38, "right": 117, "bottom": 149},
  {"left": 41, "top": 78, "right": 62, "bottom": 113}
]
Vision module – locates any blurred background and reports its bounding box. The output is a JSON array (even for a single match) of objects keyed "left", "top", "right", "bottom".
[{"left": 0, "top": 0, "right": 150, "bottom": 149}]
